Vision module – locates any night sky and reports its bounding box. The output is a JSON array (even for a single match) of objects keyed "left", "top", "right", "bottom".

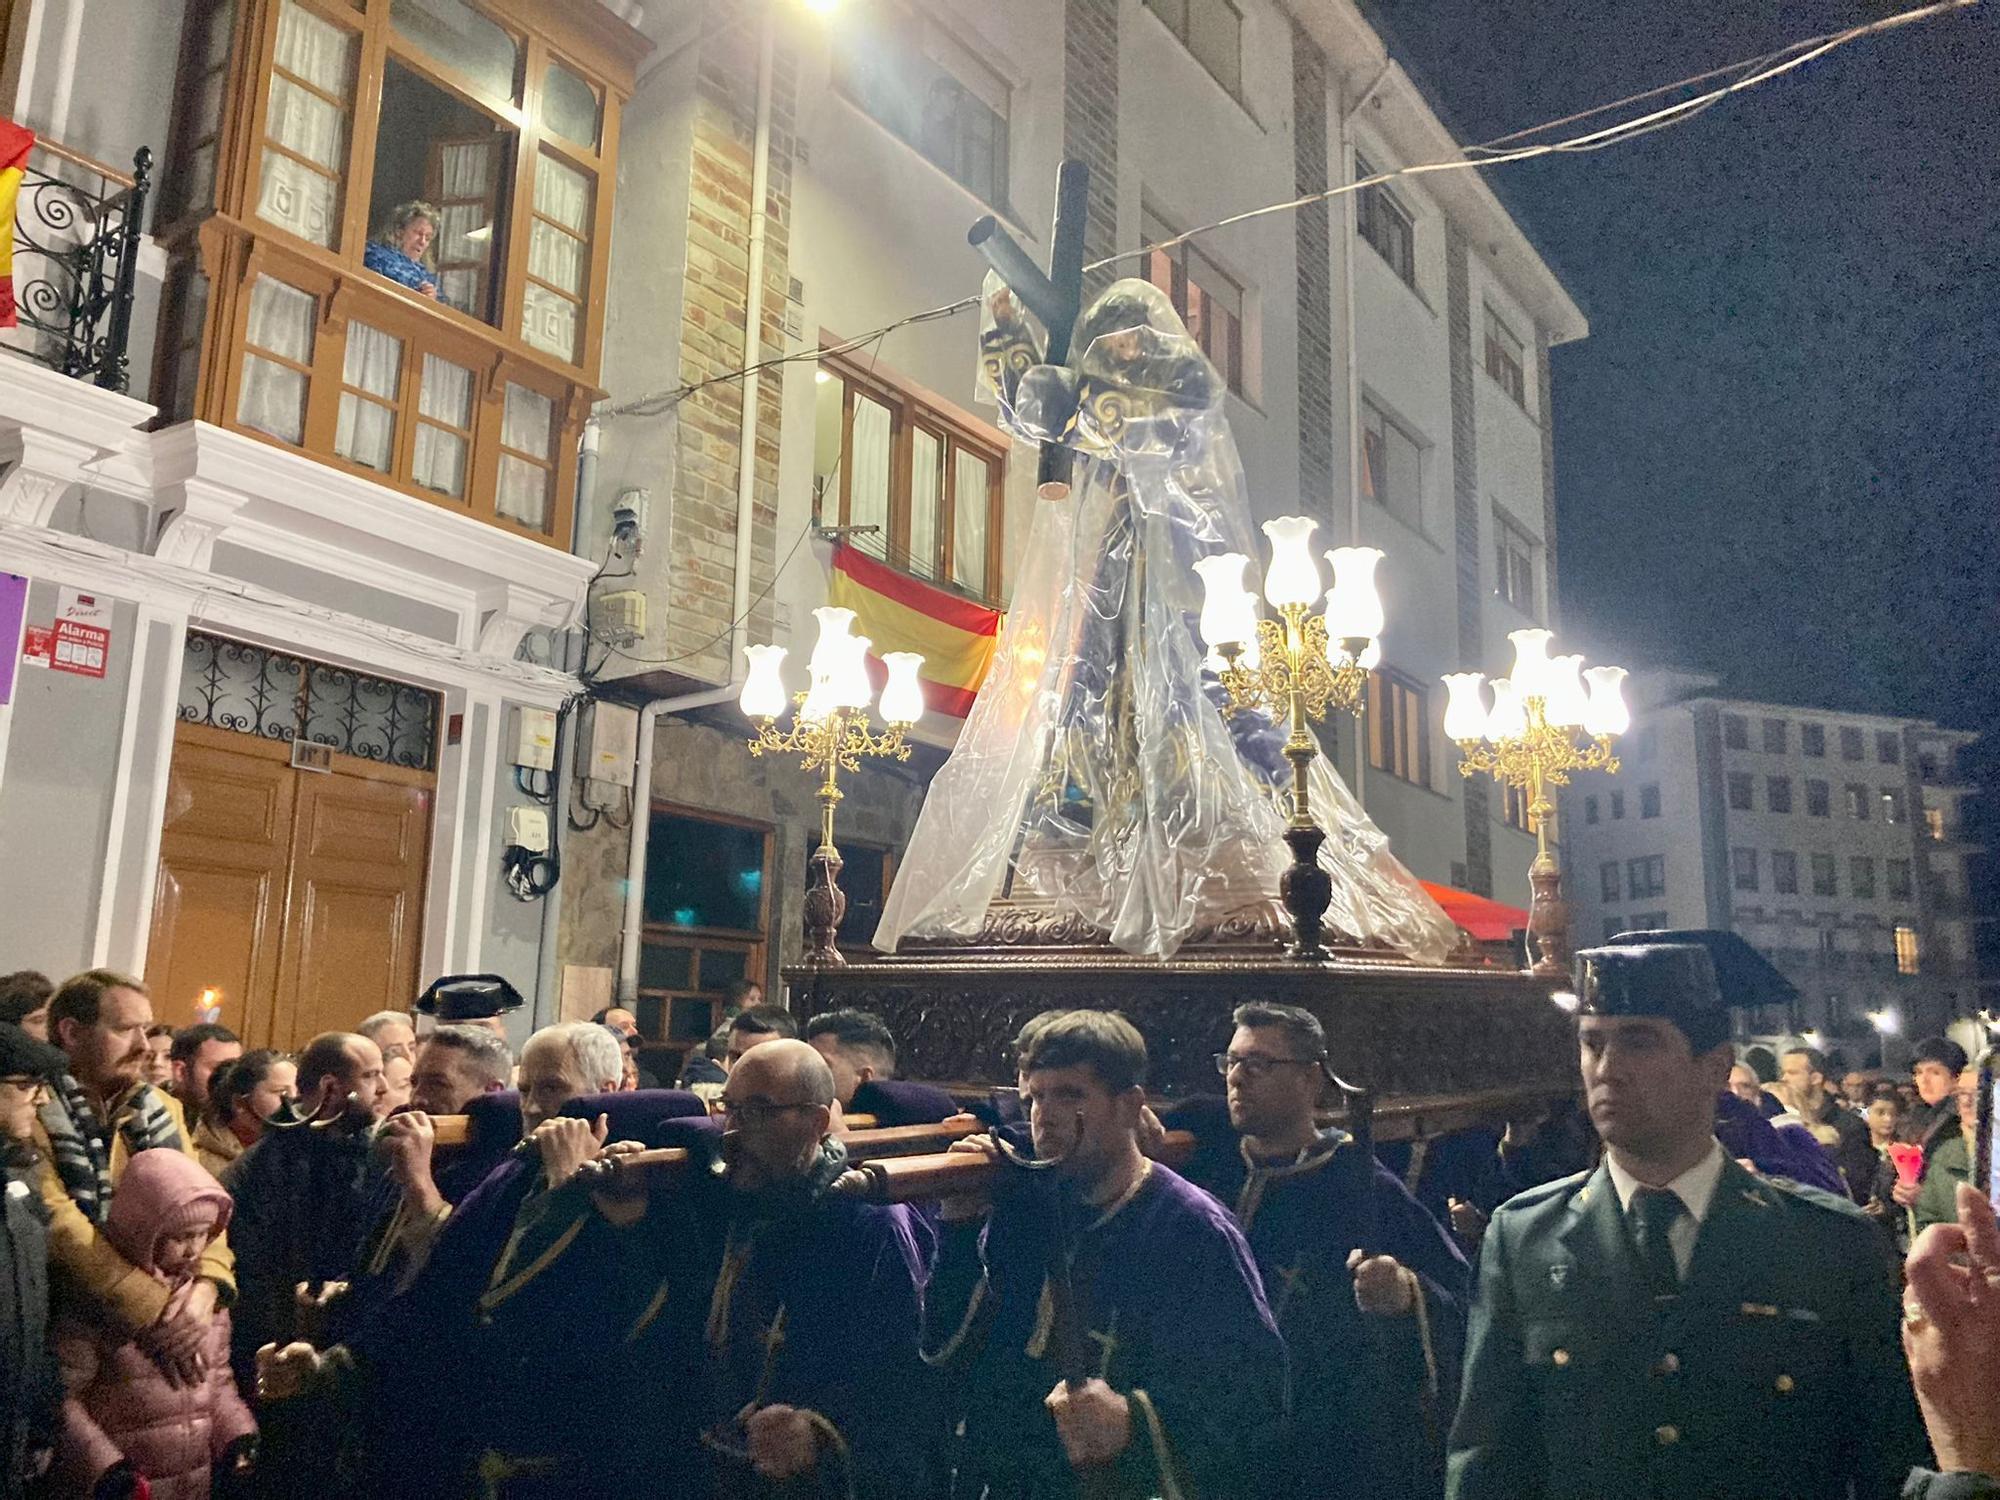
[{"left": 1370, "top": 0, "right": 2000, "bottom": 938}]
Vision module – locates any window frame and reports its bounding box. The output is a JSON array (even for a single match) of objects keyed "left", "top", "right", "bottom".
[
  {"left": 1492, "top": 503, "right": 1538, "bottom": 617},
  {"left": 1360, "top": 395, "right": 1429, "bottom": 538},
  {"left": 1772, "top": 850, "right": 1799, "bottom": 895},
  {"left": 816, "top": 344, "right": 1009, "bottom": 608},
  {"left": 1723, "top": 714, "right": 1748, "bottom": 750},
  {"left": 1727, "top": 773, "right": 1753, "bottom": 812},
  {"left": 1482, "top": 306, "right": 1527, "bottom": 408},
  {"left": 1366, "top": 667, "right": 1433, "bottom": 789},
  {"left": 1354, "top": 152, "right": 1416, "bottom": 287},
  {"left": 1767, "top": 776, "right": 1792, "bottom": 814},
  {"left": 1142, "top": 0, "right": 1245, "bottom": 103},
  {"left": 1626, "top": 854, "right": 1665, "bottom": 900},
  {"left": 1141, "top": 204, "right": 1249, "bottom": 398},
  {"left": 1801, "top": 723, "right": 1826, "bottom": 757},
  {"left": 1731, "top": 846, "right": 1759, "bottom": 893},
  {"left": 1761, "top": 717, "right": 1788, "bottom": 754}
]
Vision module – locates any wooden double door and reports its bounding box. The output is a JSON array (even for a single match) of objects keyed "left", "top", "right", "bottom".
[{"left": 146, "top": 722, "right": 433, "bottom": 1050}]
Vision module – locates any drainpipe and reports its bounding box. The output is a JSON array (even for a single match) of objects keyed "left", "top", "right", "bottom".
[
  {"left": 1340, "top": 61, "right": 1391, "bottom": 808},
  {"left": 615, "top": 1, "right": 778, "bottom": 1005}
]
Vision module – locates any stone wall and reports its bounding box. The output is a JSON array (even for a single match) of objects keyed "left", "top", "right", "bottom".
[{"left": 1064, "top": 0, "right": 1120, "bottom": 300}]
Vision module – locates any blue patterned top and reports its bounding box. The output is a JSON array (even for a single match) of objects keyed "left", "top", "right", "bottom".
[{"left": 363, "top": 239, "right": 435, "bottom": 294}]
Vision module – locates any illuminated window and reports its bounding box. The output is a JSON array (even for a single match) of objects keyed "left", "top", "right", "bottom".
[
  {"left": 1142, "top": 205, "right": 1248, "bottom": 396},
  {"left": 1894, "top": 925, "right": 1920, "bottom": 976}
]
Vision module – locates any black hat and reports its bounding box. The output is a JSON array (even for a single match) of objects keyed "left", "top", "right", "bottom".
[
  {"left": 1573, "top": 941, "right": 1732, "bottom": 1053},
  {"left": 1608, "top": 928, "right": 1799, "bottom": 1015},
  {"left": 415, "top": 974, "right": 525, "bottom": 1022},
  {"left": 1912, "top": 1036, "right": 1969, "bottom": 1075},
  {"left": 0, "top": 1022, "right": 69, "bottom": 1084}
]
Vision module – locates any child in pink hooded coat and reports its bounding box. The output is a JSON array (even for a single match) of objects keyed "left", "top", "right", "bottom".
[{"left": 55, "top": 1149, "right": 255, "bottom": 1500}]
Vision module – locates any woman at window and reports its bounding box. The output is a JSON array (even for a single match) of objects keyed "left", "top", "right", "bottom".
[{"left": 363, "top": 200, "right": 443, "bottom": 301}]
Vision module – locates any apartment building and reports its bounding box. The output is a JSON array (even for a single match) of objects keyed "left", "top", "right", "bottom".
[{"left": 1561, "top": 671, "right": 1986, "bottom": 1055}]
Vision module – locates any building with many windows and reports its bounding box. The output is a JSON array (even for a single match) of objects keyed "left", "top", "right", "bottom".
[
  {"left": 1561, "top": 670, "right": 1986, "bottom": 1056},
  {"left": 547, "top": 0, "right": 1586, "bottom": 1068}
]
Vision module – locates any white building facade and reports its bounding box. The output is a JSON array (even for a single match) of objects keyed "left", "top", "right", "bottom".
[
  {"left": 1561, "top": 671, "right": 1986, "bottom": 1057},
  {"left": 556, "top": 0, "right": 1587, "bottom": 1063}
]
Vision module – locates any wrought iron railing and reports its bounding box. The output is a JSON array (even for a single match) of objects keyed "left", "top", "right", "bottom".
[{"left": 3, "top": 140, "right": 152, "bottom": 392}]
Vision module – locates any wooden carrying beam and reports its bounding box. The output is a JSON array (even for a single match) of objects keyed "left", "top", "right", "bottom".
[{"left": 426, "top": 1110, "right": 896, "bottom": 1149}]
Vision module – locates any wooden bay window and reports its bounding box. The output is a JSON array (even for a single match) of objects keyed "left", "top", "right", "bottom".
[{"left": 153, "top": 0, "right": 645, "bottom": 546}]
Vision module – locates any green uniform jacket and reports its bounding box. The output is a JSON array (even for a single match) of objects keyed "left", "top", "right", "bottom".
[{"left": 1446, "top": 1154, "right": 1929, "bottom": 1500}]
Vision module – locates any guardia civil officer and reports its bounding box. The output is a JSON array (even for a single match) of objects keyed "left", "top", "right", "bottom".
[{"left": 1446, "top": 934, "right": 1931, "bottom": 1500}]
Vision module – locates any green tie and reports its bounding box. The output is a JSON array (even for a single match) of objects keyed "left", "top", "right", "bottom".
[{"left": 1630, "top": 1186, "right": 1685, "bottom": 1298}]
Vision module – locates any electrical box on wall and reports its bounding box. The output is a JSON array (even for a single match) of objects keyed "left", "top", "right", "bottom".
[
  {"left": 597, "top": 590, "right": 646, "bottom": 645},
  {"left": 506, "top": 806, "right": 550, "bottom": 853},
  {"left": 580, "top": 701, "right": 639, "bottom": 788},
  {"left": 514, "top": 706, "right": 557, "bottom": 770}
]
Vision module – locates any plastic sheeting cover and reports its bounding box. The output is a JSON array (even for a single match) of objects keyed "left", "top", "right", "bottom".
[{"left": 874, "top": 275, "right": 1458, "bottom": 963}]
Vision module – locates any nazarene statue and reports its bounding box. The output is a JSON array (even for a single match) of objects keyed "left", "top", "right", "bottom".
[{"left": 874, "top": 274, "right": 1458, "bottom": 963}]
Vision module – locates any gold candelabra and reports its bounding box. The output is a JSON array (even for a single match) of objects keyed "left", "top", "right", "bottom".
[
  {"left": 740, "top": 609, "right": 924, "bottom": 967},
  {"left": 1443, "top": 630, "right": 1629, "bottom": 979},
  {"left": 1198, "top": 522, "right": 1387, "bottom": 961}
]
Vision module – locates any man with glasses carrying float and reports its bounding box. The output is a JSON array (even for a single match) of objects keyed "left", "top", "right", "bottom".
[{"left": 1167, "top": 1001, "right": 1469, "bottom": 1500}]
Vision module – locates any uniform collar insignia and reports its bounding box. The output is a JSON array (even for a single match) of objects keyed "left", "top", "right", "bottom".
[{"left": 1548, "top": 1262, "right": 1572, "bottom": 1291}]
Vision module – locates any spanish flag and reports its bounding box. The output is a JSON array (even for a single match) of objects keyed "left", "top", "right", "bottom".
[
  {"left": 827, "top": 544, "right": 1001, "bottom": 719},
  {"left": 0, "top": 120, "right": 33, "bottom": 329}
]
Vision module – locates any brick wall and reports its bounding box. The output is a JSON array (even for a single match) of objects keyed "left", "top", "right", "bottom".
[
  {"left": 1064, "top": 0, "right": 1120, "bottom": 300},
  {"left": 1291, "top": 24, "right": 1335, "bottom": 524},
  {"left": 1446, "top": 222, "right": 1492, "bottom": 895},
  {"left": 663, "top": 0, "right": 796, "bottom": 681}
]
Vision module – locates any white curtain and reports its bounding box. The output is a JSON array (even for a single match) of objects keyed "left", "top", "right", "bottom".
[
  {"left": 520, "top": 284, "right": 578, "bottom": 362},
  {"left": 413, "top": 355, "right": 473, "bottom": 497},
  {"left": 497, "top": 383, "right": 553, "bottom": 528},
  {"left": 438, "top": 142, "right": 495, "bottom": 266},
  {"left": 952, "top": 448, "right": 990, "bottom": 595},
  {"left": 258, "top": 3, "right": 353, "bottom": 246},
  {"left": 334, "top": 321, "right": 401, "bottom": 472},
  {"left": 521, "top": 154, "right": 590, "bottom": 360},
  {"left": 909, "top": 427, "right": 941, "bottom": 578},
  {"left": 849, "top": 393, "right": 891, "bottom": 539},
  {"left": 237, "top": 277, "right": 315, "bottom": 444}
]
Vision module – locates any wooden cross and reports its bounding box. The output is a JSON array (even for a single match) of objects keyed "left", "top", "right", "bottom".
[{"left": 968, "top": 159, "right": 1090, "bottom": 498}]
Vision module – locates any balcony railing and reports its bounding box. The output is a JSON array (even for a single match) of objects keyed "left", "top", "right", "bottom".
[{"left": 1, "top": 141, "right": 152, "bottom": 392}]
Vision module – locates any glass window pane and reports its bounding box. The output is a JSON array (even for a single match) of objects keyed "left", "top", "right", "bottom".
[
  {"left": 643, "top": 812, "right": 767, "bottom": 933},
  {"left": 340, "top": 321, "right": 402, "bottom": 399},
  {"left": 519, "top": 282, "right": 579, "bottom": 361},
  {"left": 1188, "top": 0, "right": 1241, "bottom": 94},
  {"left": 274, "top": 0, "right": 355, "bottom": 96},
  {"left": 257, "top": 150, "right": 341, "bottom": 246},
  {"left": 528, "top": 221, "right": 586, "bottom": 296},
  {"left": 542, "top": 60, "right": 599, "bottom": 149},
  {"left": 699, "top": 949, "right": 748, "bottom": 989},
  {"left": 244, "top": 275, "right": 316, "bottom": 362},
  {"left": 952, "top": 448, "right": 991, "bottom": 595},
  {"left": 501, "top": 382, "right": 553, "bottom": 458},
  {"left": 335, "top": 396, "right": 395, "bottom": 471},
  {"left": 910, "top": 428, "right": 942, "bottom": 579},
  {"left": 848, "top": 393, "right": 892, "bottom": 537},
  {"left": 390, "top": 0, "right": 520, "bottom": 102},
  {"left": 496, "top": 453, "right": 550, "bottom": 529},
  {"left": 639, "top": 943, "right": 693, "bottom": 991},
  {"left": 534, "top": 152, "right": 592, "bottom": 233},
  {"left": 238, "top": 356, "right": 308, "bottom": 444},
  {"left": 412, "top": 426, "right": 467, "bottom": 497},
  {"left": 419, "top": 353, "right": 473, "bottom": 427},
  {"left": 267, "top": 76, "right": 346, "bottom": 171}
]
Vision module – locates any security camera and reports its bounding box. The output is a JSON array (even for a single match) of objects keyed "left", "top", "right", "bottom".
[{"left": 612, "top": 487, "right": 649, "bottom": 551}]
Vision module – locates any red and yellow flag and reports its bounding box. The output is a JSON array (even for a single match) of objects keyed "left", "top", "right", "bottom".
[
  {"left": 827, "top": 544, "right": 1002, "bottom": 719},
  {"left": 0, "top": 120, "right": 35, "bottom": 330}
]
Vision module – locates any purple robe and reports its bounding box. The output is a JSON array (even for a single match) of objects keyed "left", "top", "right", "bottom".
[
  {"left": 927, "top": 1160, "right": 1287, "bottom": 1499},
  {"left": 1172, "top": 1103, "right": 1469, "bottom": 1500}
]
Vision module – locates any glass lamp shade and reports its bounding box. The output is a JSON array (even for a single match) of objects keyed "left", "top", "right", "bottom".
[
  {"left": 1582, "top": 665, "right": 1631, "bottom": 737},
  {"left": 879, "top": 652, "right": 927, "bottom": 726},
  {"left": 1486, "top": 677, "right": 1528, "bottom": 741},
  {"left": 1507, "top": 628, "right": 1556, "bottom": 703},
  {"left": 1545, "top": 655, "right": 1589, "bottom": 728},
  {"left": 1193, "top": 554, "right": 1256, "bottom": 647},
  {"left": 1322, "top": 547, "right": 1387, "bottom": 640},
  {"left": 1260, "top": 517, "right": 1321, "bottom": 609},
  {"left": 807, "top": 606, "right": 860, "bottom": 677},
  {"left": 828, "top": 632, "right": 874, "bottom": 710},
  {"left": 1441, "top": 672, "right": 1489, "bottom": 741},
  {"left": 739, "top": 644, "right": 790, "bottom": 721}
]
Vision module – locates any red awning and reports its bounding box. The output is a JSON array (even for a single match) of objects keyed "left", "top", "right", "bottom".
[{"left": 1420, "top": 880, "right": 1529, "bottom": 943}]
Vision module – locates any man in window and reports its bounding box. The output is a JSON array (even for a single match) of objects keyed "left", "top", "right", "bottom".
[{"left": 363, "top": 200, "right": 443, "bottom": 302}]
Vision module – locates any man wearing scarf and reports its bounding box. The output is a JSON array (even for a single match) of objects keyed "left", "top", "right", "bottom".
[{"left": 29, "top": 972, "right": 233, "bottom": 1382}]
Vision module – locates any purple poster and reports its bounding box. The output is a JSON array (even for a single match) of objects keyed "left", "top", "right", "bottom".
[{"left": 0, "top": 572, "right": 26, "bottom": 706}]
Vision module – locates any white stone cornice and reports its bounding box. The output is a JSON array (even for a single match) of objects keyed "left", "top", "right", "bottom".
[
  {"left": 0, "top": 355, "right": 156, "bottom": 448},
  {"left": 0, "top": 521, "right": 580, "bottom": 705}
]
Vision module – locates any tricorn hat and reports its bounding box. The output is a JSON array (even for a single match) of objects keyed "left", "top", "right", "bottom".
[
  {"left": 415, "top": 973, "right": 526, "bottom": 1022},
  {"left": 1573, "top": 940, "right": 1732, "bottom": 1053}
]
